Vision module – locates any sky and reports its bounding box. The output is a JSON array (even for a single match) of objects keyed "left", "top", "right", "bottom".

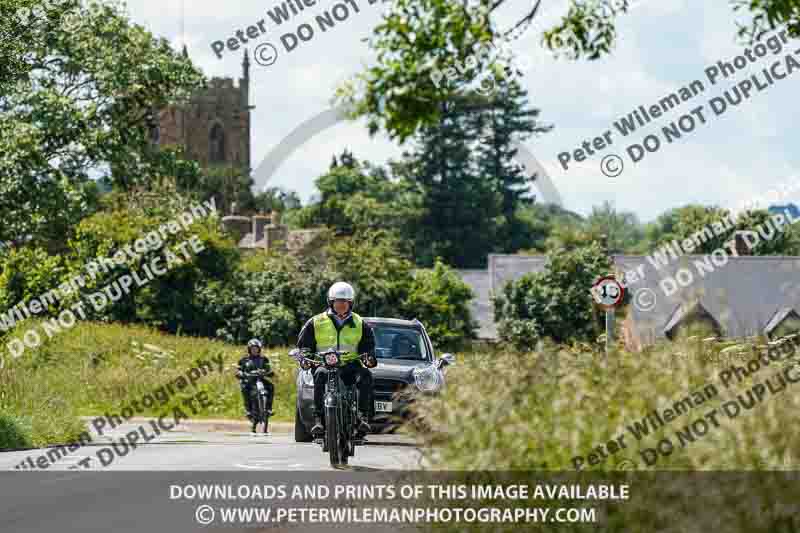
[{"left": 124, "top": 0, "right": 800, "bottom": 222}]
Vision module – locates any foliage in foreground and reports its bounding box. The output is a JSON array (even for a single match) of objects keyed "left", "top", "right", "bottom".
[
  {"left": 409, "top": 335, "right": 800, "bottom": 532},
  {"left": 410, "top": 335, "right": 800, "bottom": 471}
]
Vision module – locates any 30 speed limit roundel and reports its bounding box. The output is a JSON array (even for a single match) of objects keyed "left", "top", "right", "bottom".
[{"left": 591, "top": 276, "right": 625, "bottom": 309}]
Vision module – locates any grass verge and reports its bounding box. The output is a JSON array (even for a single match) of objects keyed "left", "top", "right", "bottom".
[{"left": 0, "top": 320, "right": 299, "bottom": 449}]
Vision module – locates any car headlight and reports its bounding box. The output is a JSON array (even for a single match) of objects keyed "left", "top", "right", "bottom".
[
  {"left": 413, "top": 365, "right": 443, "bottom": 392},
  {"left": 301, "top": 369, "right": 314, "bottom": 387},
  {"left": 324, "top": 352, "right": 339, "bottom": 366}
]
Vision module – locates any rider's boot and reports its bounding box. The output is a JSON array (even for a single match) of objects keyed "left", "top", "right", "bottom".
[
  {"left": 311, "top": 413, "right": 324, "bottom": 436},
  {"left": 241, "top": 389, "right": 252, "bottom": 420}
]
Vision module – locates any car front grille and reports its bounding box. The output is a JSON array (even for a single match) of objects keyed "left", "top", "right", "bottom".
[{"left": 373, "top": 378, "right": 409, "bottom": 399}]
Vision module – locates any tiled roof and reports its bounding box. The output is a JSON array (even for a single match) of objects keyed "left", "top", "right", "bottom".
[
  {"left": 488, "top": 254, "right": 550, "bottom": 293},
  {"left": 613, "top": 255, "right": 800, "bottom": 343},
  {"left": 458, "top": 254, "right": 800, "bottom": 343},
  {"left": 764, "top": 307, "right": 800, "bottom": 335}
]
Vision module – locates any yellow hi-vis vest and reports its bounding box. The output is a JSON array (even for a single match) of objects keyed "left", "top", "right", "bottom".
[{"left": 313, "top": 312, "right": 363, "bottom": 363}]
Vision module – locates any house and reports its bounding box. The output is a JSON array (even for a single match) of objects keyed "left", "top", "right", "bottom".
[
  {"left": 458, "top": 237, "right": 800, "bottom": 350},
  {"left": 614, "top": 251, "right": 800, "bottom": 351}
]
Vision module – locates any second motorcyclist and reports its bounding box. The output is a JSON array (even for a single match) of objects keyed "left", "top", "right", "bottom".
[{"left": 237, "top": 338, "right": 275, "bottom": 420}]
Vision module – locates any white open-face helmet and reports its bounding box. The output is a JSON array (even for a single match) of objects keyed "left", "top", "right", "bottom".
[{"left": 327, "top": 281, "right": 355, "bottom": 309}]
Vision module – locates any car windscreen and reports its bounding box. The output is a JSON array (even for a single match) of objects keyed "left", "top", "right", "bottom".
[{"left": 372, "top": 326, "right": 429, "bottom": 361}]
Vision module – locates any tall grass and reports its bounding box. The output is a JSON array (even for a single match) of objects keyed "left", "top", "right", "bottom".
[
  {"left": 410, "top": 334, "right": 800, "bottom": 470},
  {"left": 0, "top": 320, "right": 299, "bottom": 449},
  {"left": 407, "top": 335, "right": 800, "bottom": 532}
]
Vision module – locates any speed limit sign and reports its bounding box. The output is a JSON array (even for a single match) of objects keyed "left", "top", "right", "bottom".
[{"left": 591, "top": 276, "right": 625, "bottom": 309}]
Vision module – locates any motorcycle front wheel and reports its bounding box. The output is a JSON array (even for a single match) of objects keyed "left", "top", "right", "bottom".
[
  {"left": 258, "top": 394, "right": 268, "bottom": 433},
  {"left": 326, "top": 405, "right": 346, "bottom": 466}
]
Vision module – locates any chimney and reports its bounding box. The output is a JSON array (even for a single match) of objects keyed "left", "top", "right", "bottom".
[
  {"left": 221, "top": 215, "right": 252, "bottom": 245},
  {"left": 253, "top": 215, "right": 271, "bottom": 248},
  {"left": 730, "top": 230, "right": 751, "bottom": 256},
  {"left": 270, "top": 210, "right": 282, "bottom": 226}
]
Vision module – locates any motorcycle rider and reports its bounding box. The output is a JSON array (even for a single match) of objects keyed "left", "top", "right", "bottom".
[
  {"left": 296, "top": 282, "right": 377, "bottom": 437},
  {"left": 236, "top": 339, "right": 275, "bottom": 420}
]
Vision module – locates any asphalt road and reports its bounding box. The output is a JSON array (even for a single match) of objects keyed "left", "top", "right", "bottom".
[
  {"left": 0, "top": 419, "right": 426, "bottom": 532},
  {"left": 0, "top": 418, "right": 424, "bottom": 471}
]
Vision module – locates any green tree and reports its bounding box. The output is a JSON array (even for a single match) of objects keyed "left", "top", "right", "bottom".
[
  {"left": 63, "top": 206, "right": 239, "bottom": 334},
  {"left": 402, "top": 259, "right": 476, "bottom": 349},
  {"left": 585, "top": 201, "right": 645, "bottom": 253},
  {"left": 494, "top": 243, "right": 611, "bottom": 348},
  {"left": 198, "top": 233, "right": 478, "bottom": 347},
  {"left": 198, "top": 253, "right": 340, "bottom": 345},
  {"left": 733, "top": 208, "right": 800, "bottom": 255},
  {"left": 401, "top": 99, "right": 502, "bottom": 268},
  {"left": 192, "top": 167, "right": 254, "bottom": 216},
  {"left": 0, "top": 0, "right": 204, "bottom": 245},
  {"left": 291, "top": 154, "right": 420, "bottom": 246},
  {"left": 642, "top": 205, "right": 800, "bottom": 255},
  {"left": 469, "top": 82, "right": 553, "bottom": 253},
  {"left": 324, "top": 230, "right": 415, "bottom": 318},
  {"left": 514, "top": 203, "right": 585, "bottom": 253},
  {"left": 337, "top": 0, "right": 800, "bottom": 141}
]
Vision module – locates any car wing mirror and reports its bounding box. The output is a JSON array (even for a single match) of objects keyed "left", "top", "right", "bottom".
[{"left": 438, "top": 353, "right": 455, "bottom": 368}]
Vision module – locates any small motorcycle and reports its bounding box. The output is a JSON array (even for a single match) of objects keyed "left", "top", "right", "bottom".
[
  {"left": 290, "top": 348, "right": 374, "bottom": 466},
  {"left": 239, "top": 368, "right": 273, "bottom": 434}
]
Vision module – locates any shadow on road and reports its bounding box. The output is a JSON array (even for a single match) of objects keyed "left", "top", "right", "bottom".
[
  {"left": 363, "top": 441, "right": 418, "bottom": 447},
  {"left": 331, "top": 464, "right": 383, "bottom": 472}
]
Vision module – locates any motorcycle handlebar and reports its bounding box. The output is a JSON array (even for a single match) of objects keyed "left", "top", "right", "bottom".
[
  {"left": 238, "top": 368, "right": 272, "bottom": 378},
  {"left": 291, "top": 349, "right": 374, "bottom": 368}
]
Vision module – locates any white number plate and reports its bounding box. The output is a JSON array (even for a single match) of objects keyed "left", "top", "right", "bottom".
[{"left": 374, "top": 401, "right": 392, "bottom": 413}]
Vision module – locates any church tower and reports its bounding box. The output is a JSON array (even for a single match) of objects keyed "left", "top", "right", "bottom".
[{"left": 156, "top": 48, "right": 253, "bottom": 176}]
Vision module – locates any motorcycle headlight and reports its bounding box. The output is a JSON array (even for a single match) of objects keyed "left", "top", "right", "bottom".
[
  {"left": 325, "top": 352, "right": 339, "bottom": 366},
  {"left": 413, "top": 365, "right": 443, "bottom": 392},
  {"left": 301, "top": 369, "right": 314, "bottom": 387}
]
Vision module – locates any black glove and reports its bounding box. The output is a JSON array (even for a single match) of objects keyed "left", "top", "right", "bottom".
[{"left": 362, "top": 353, "right": 377, "bottom": 368}]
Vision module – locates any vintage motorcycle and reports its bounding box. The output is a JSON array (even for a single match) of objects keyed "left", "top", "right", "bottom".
[
  {"left": 290, "top": 348, "right": 374, "bottom": 466},
  {"left": 238, "top": 367, "right": 273, "bottom": 434}
]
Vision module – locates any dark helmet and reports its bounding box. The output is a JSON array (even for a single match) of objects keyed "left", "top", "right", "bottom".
[{"left": 247, "top": 338, "right": 262, "bottom": 355}]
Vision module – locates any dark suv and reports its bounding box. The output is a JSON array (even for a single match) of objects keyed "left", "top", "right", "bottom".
[{"left": 293, "top": 317, "right": 455, "bottom": 441}]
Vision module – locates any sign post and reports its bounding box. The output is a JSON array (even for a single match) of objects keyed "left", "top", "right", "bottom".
[
  {"left": 591, "top": 276, "right": 625, "bottom": 356},
  {"left": 606, "top": 308, "right": 614, "bottom": 349}
]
